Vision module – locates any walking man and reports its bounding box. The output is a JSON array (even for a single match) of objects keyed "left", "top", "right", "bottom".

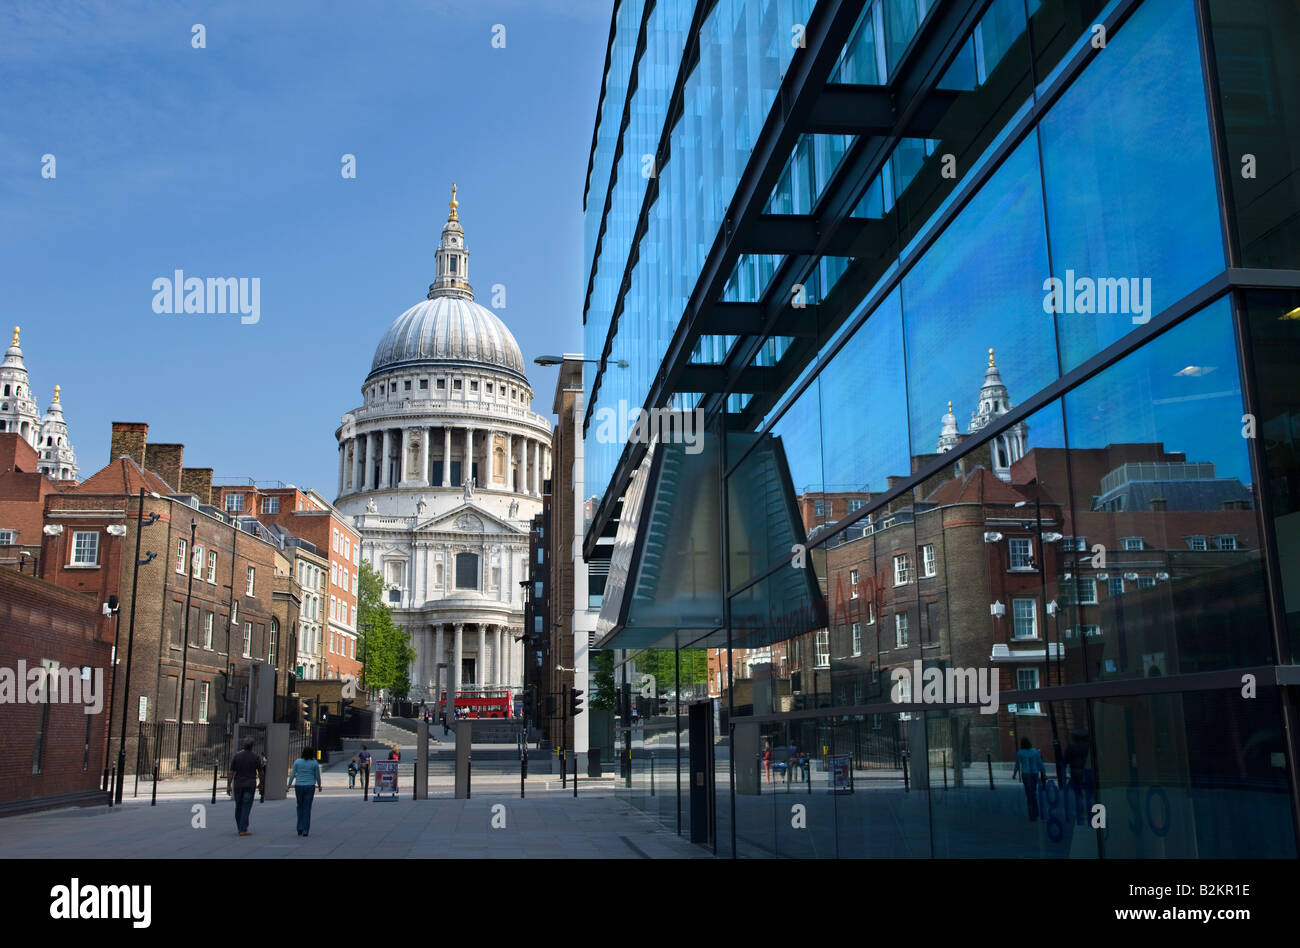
[{"left": 226, "top": 736, "right": 264, "bottom": 836}]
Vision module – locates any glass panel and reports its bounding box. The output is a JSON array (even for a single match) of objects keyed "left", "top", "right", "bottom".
[
  {"left": 902, "top": 134, "right": 1056, "bottom": 458},
  {"left": 1061, "top": 299, "right": 1273, "bottom": 682},
  {"left": 1208, "top": 0, "right": 1300, "bottom": 268},
  {"left": 1040, "top": 0, "right": 1225, "bottom": 371},
  {"left": 1240, "top": 289, "right": 1300, "bottom": 660}
]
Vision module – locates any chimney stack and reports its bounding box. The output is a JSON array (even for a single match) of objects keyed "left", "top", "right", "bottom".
[
  {"left": 181, "top": 467, "right": 214, "bottom": 505},
  {"left": 110, "top": 422, "right": 148, "bottom": 470},
  {"left": 147, "top": 443, "right": 184, "bottom": 492}
]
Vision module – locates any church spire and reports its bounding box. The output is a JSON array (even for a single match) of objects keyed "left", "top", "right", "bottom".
[
  {"left": 428, "top": 183, "right": 473, "bottom": 301},
  {"left": 936, "top": 399, "right": 960, "bottom": 453},
  {"left": 1, "top": 325, "right": 40, "bottom": 450},
  {"left": 39, "top": 383, "right": 78, "bottom": 482}
]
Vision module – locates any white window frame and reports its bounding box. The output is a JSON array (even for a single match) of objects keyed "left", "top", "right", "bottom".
[
  {"left": 225, "top": 493, "right": 244, "bottom": 512},
  {"left": 814, "top": 629, "right": 830, "bottom": 668},
  {"left": 865, "top": 600, "right": 875, "bottom": 624},
  {"left": 1188, "top": 536, "right": 1207, "bottom": 551},
  {"left": 71, "top": 531, "right": 99, "bottom": 565},
  {"left": 895, "top": 612, "right": 909, "bottom": 648},
  {"left": 202, "top": 612, "right": 213, "bottom": 650},
  {"left": 207, "top": 550, "right": 217, "bottom": 583},
  {"left": 849, "top": 569, "right": 859, "bottom": 598},
  {"left": 1012, "top": 598, "right": 1038, "bottom": 639},
  {"left": 893, "top": 553, "right": 911, "bottom": 586},
  {"left": 242, "top": 622, "right": 252, "bottom": 658},
  {"left": 851, "top": 622, "right": 862, "bottom": 657},
  {"left": 1215, "top": 535, "right": 1237, "bottom": 551},
  {"left": 263, "top": 496, "right": 279, "bottom": 514},
  {"left": 0, "top": 529, "right": 15, "bottom": 545},
  {"left": 176, "top": 538, "right": 188, "bottom": 574},
  {"left": 1076, "top": 577, "right": 1098, "bottom": 604},
  {"left": 1009, "top": 537, "right": 1034, "bottom": 570},
  {"left": 1109, "top": 576, "right": 1124, "bottom": 597},
  {"left": 198, "top": 681, "right": 210, "bottom": 723},
  {"left": 922, "top": 543, "right": 937, "bottom": 577},
  {"left": 1015, "top": 667, "right": 1040, "bottom": 713},
  {"left": 245, "top": 566, "right": 255, "bottom": 596},
  {"left": 1122, "top": 537, "right": 1143, "bottom": 551}
]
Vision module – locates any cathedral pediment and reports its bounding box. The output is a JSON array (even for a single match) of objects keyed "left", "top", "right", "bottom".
[{"left": 418, "top": 502, "right": 522, "bottom": 536}]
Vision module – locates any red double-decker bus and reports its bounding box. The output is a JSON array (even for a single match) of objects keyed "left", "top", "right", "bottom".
[{"left": 439, "top": 689, "right": 513, "bottom": 719}]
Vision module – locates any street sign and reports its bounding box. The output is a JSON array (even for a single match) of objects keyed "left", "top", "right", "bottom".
[
  {"left": 373, "top": 760, "right": 398, "bottom": 800},
  {"left": 138, "top": 696, "right": 148, "bottom": 722},
  {"left": 829, "top": 754, "right": 851, "bottom": 790}
]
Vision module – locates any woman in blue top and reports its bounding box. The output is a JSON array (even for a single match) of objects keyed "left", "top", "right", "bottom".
[{"left": 287, "top": 746, "right": 323, "bottom": 837}]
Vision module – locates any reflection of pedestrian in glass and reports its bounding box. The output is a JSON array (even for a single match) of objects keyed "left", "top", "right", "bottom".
[
  {"left": 762, "top": 739, "right": 772, "bottom": 784},
  {"left": 1011, "top": 737, "right": 1044, "bottom": 821},
  {"left": 1062, "top": 728, "right": 1092, "bottom": 824},
  {"left": 800, "top": 752, "right": 810, "bottom": 783},
  {"left": 785, "top": 743, "right": 797, "bottom": 785}
]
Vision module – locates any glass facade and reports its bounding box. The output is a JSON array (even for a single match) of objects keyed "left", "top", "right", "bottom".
[{"left": 585, "top": 0, "right": 1300, "bottom": 857}]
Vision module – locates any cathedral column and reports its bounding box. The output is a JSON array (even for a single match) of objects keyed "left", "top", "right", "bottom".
[
  {"left": 452, "top": 623, "right": 464, "bottom": 698},
  {"left": 434, "top": 624, "right": 445, "bottom": 705},
  {"left": 381, "top": 429, "right": 392, "bottom": 488},
  {"left": 400, "top": 427, "right": 411, "bottom": 483},
  {"left": 337, "top": 443, "right": 345, "bottom": 496},
  {"left": 364, "top": 433, "right": 376, "bottom": 490},
  {"left": 476, "top": 624, "right": 487, "bottom": 687},
  {"left": 533, "top": 440, "right": 541, "bottom": 495},
  {"left": 504, "top": 627, "right": 513, "bottom": 690},
  {"left": 464, "top": 426, "right": 475, "bottom": 488},
  {"left": 420, "top": 427, "right": 430, "bottom": 484},
  {"left": 442, "top": 426, "right": 452, "bottom": 487},
  {"left": 494, "top": 626, "right": 504, "bottom": 689},
  {"left": 505, "top": 432, "right": 514, "bottom": 491}
]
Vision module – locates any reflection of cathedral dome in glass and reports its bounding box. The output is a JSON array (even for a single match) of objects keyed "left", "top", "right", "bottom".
[
  {"left": 368, "top": 183, "right": 525, "bottom": 382},
  {"left": 370, "top": 296, "right": 525, "bottom": 379}
]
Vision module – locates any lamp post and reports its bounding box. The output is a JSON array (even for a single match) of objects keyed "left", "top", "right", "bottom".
[
  {"left": 1015, "top": 497, "right": 1064, "bottom": 785},
  {"left": 175, "top": 518, "right": 198, "bottom": 768},
  {"left": 101, "top": 593, "right": 121, "bottom": 792},
  {"left": 115, "top": 488, "right": 159, "bottom": 805}
]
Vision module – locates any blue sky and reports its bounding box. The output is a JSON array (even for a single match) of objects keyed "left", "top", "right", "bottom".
[{"left": 0, "top": 0, "right": 610, "bottom": 492}]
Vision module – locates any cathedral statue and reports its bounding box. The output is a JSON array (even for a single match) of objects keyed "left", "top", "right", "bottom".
[
  {"left": 463, "top": 476, "right": 475, "bottom": 500},
  {"left": 416, "top": 495, "right": 428, "bottom": 516}
]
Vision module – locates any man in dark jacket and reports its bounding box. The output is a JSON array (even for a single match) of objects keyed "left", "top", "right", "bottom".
[{"left": 226, "top": 737, "right": 264, "bottom": 836}]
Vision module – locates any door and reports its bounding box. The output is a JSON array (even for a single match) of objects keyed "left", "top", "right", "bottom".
[{"left": 688, "top": 701, "right": 714, "bottom": 846}]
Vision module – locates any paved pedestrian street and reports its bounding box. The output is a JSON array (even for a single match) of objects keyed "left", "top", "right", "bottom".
[{"left": 4, "top": 785, "right": 706, "bottom": 859}]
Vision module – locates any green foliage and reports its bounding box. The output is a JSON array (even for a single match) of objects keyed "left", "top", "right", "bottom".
[
  {"left": 590, "top": 650, "right": 616, "bottom": 711},
  {"left": 356, "top": 561, "right": 415, "bottom": 695},
  {"left": 632, "top": 648, "right": 709, "bottom": 694}
]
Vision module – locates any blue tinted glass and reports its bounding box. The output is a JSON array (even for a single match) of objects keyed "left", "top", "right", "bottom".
[
  {"left": 1040, "top": 0, "right": 1224, "bottom": 371},
  {"left": 902, "top": 135, "right": 1056, "bottom": 456}
]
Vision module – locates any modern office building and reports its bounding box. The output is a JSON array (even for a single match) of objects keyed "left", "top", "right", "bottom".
[{"left": 584, "top": 0, "right": 1300, "bottom": 857}]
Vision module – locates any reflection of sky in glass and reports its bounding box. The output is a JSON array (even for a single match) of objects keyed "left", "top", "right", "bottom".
[
  {"left": 1040, "top": 0, "right": 1223, "bottom": 371},
  {"left": 818, "top": 288, "right": 911, "bottom": 492},
  {"left": 772, "top": 375, "right": 825, "bottom": 495},
  {"left": 902, "top": 135, "right": 1056, "bottom": 455},
  {"left": 1064, "top": 299, "right": 1249, "bottom": 485}
]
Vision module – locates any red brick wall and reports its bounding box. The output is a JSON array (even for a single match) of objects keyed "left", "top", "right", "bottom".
[{"left": 0, "top": 570, "right": 112, "bottom": 805}]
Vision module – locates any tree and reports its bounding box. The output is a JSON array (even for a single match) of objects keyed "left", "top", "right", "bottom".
[
  {"left": 590, "top": 650, "right": 616, "bottom": 711},
  {"left": 356, "top": 561, "right": 414, "bottom": 695}
]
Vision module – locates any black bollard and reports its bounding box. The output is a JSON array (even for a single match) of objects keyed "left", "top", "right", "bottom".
[
  {"left": 467, "top": 752, "right": 471, "bottom": 800},
  {"left": 108, "top": 764, "right": 116, "bottom": 807},
  {"left": 151, "top": 762, "right": 159, "bottom": 805},
  {"left": 902, "top": 752, "right": 910, "bottom": 792},
  {"left": 987, "top": 752, "right": 995, "bottom": 790},
  {"left": 942, "top": 751, "right": 948, "bottom": 791},
  {"left": 573, "top": 753, "right": 578, "bottom": 799},
  {"left": 212, "top": 760, "right": 219, "bottom": 805},
  {"left": 521, "top": 751, "right": 527, "bottom": 799},
  {"left": 650, "top": 754, "right": 655, "bottom": 796}
]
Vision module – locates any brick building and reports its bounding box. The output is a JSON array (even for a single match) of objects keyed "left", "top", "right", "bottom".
[
  {"left": 0, "top": 569, "right": 110, "bottom": 812},
  {"left": 38, "top": 422, "right": 283, "bottom": 774},
  {"left": 211, "top": 483, "right": 361, "bottom": 681},
  {"left": 0, "top": 432, "right": 75, "bottom": 573}
]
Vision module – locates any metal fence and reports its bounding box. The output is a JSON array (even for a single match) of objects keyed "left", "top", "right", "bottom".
[{"left": 137, "top": 722, "right": 234, "bottom": 779}]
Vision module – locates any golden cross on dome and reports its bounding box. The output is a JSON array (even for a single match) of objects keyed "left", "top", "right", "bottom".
[
  {"left": 449, "top": 183, "right": 459, "bottom": 220},
  {"left": 11, "top": 326, "right": 18, "bottom": 346},
  {"left": 53, "top": 384, "right": 61, "bottom": 404},
  {"left": 988, "top": 347, "right": 996, "bottom": 367}
]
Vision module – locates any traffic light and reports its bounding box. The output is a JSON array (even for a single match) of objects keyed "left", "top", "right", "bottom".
[
  {"left": 569, "top": 687, "right": 584, "bottom": 717},
  {"left": 301, "top": 699, "right": 313, "bottom": 725},
  {"left": 319, "top": 704, "right": 328, "bottom": 723}
]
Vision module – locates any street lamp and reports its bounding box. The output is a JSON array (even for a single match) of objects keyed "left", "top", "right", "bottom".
[
  {"left": 1014, "top": 497, "right": 1064, "bottom": 785},
  {"left": 115, "top": 488, "right": 160, "bottom": 805},
  {"left": 101, "top": 594, "right": 120, "bottom": 792}
]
